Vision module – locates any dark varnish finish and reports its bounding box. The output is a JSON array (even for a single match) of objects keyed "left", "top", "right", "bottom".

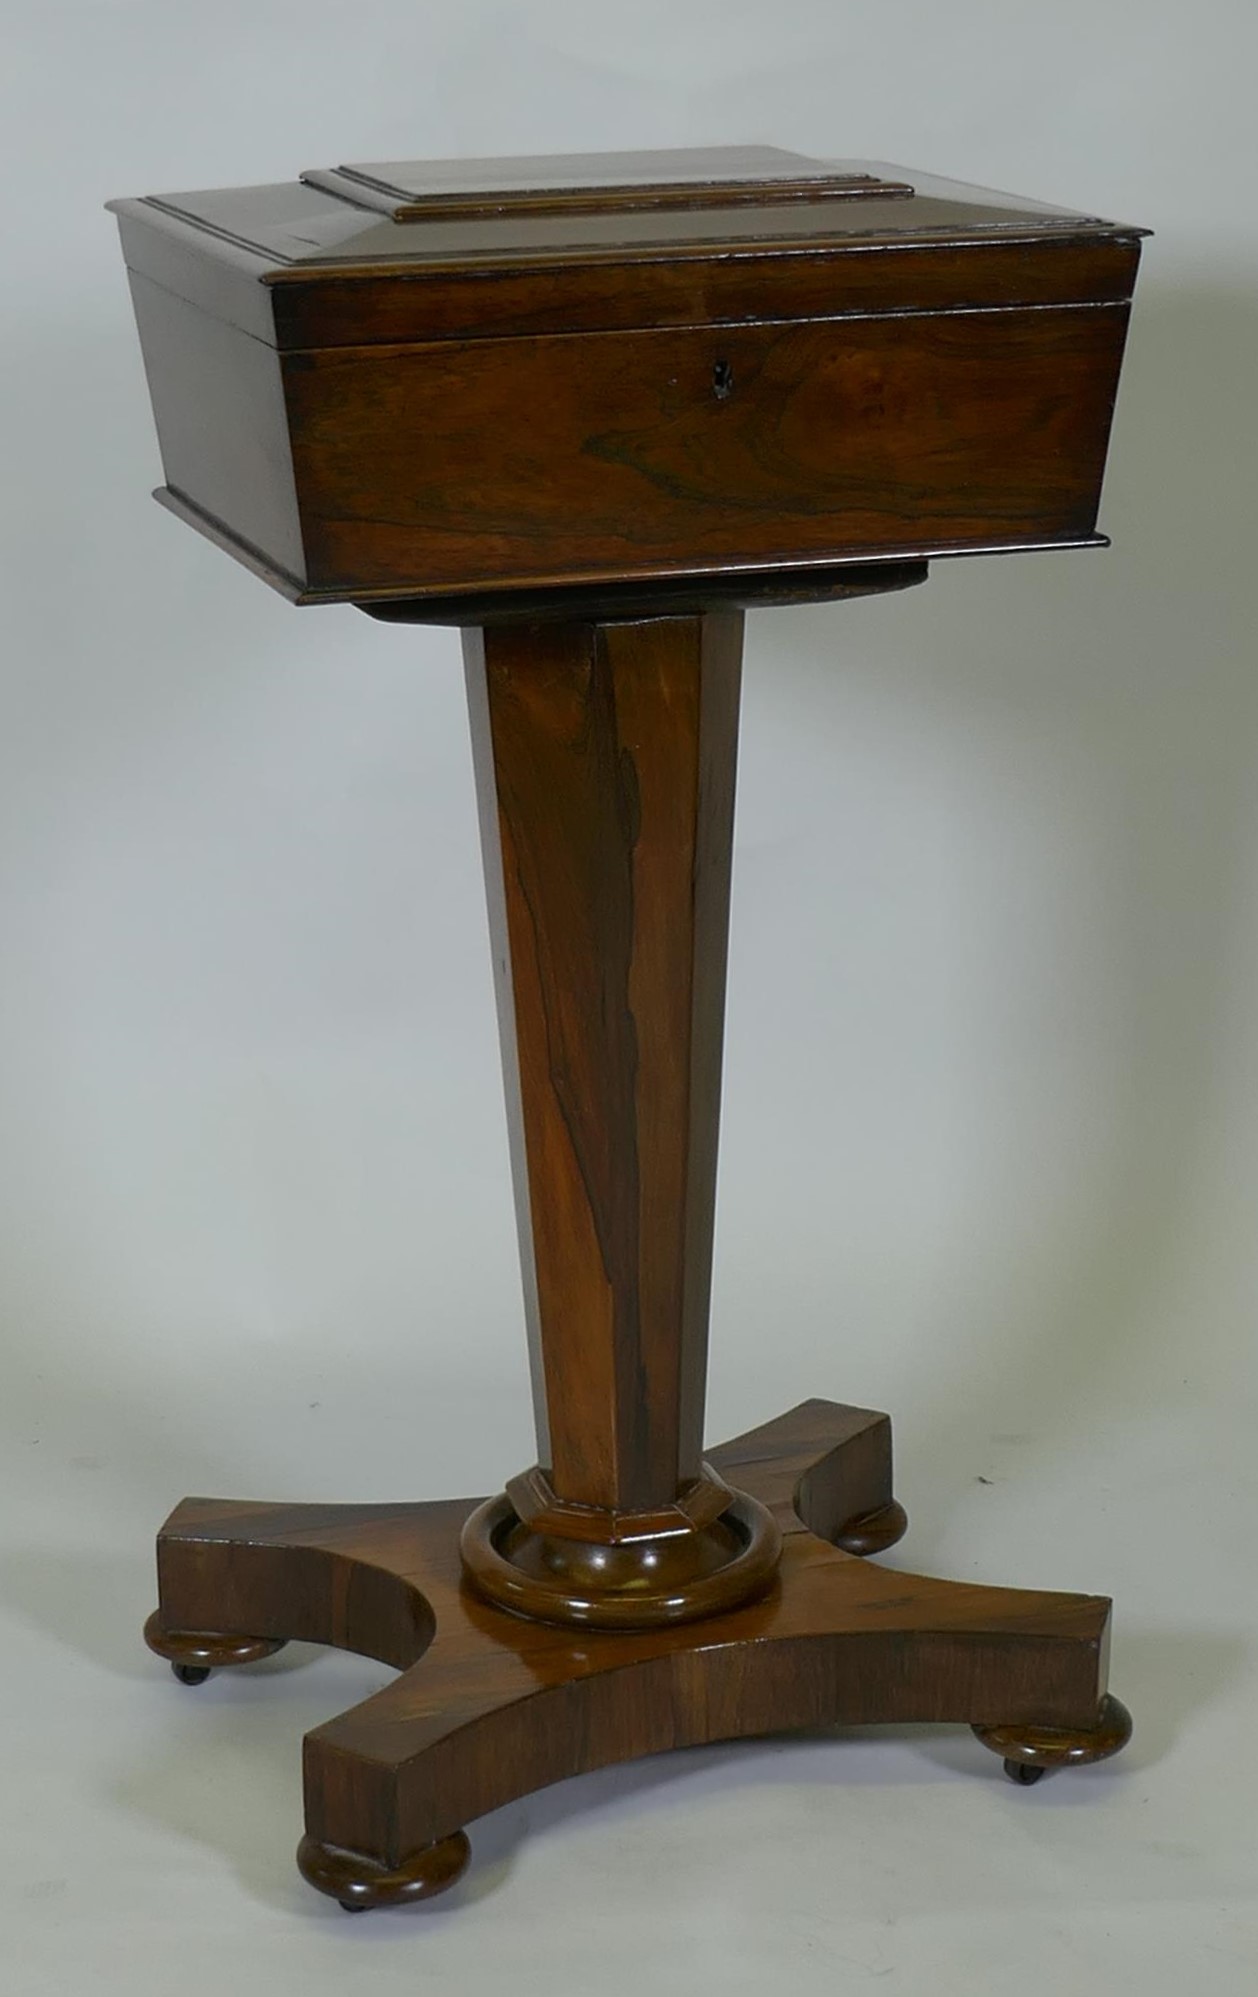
[
  {"left": 147, "top": 1400, "right": 1126, "bottom": 1909},
  {"left": 108, "top": 146, "right": 1144, "bottom": 606},
  {"left": 301, "top": 146, "right": 916, "bottom": 220},
  {"left": 468, "top": 613, "right": 738, "bottom": 1516},
  {"left": 457, "top": 612, "right": 782, "bottom": 1627},
  {"left": 110, "top": 146, "right": 1144, "bottom": 1914},
  {"left": 283, "top": 305, "right": 1129, "bottom": 596}
]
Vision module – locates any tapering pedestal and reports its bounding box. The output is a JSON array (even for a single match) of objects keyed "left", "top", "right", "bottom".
[
  {"left": 144, "top": 597, "right": 1131, "bottom": 1910},
  {"left": 115, "top": 142, "right": 1144, "bottom": 1915}
]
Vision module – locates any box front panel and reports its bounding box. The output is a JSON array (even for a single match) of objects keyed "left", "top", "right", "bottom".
[{"left": 285, "top": 305, "right": 1130, "bottom": 599}]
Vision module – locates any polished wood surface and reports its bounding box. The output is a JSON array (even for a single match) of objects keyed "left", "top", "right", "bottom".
[
  {"left": 125, "top": 272, "right": 302, "bottom": 581},
  {"left": 112, "top": 148, "right": 1126, "bottom": 280},
  {"left": 284, "top": 304, "right": 1128, "bottom": 598},
  {"left": 458, "top": 611, "right": 780, "bottom": 1625},
  {"left": 973, "top": 1693, "right": 1133, "bottom": 1785},
  {"left": 146, "top": 1400, "right": 1123, "bottom": 1908},
  {"left": 142, "top": 1614, "right": 285, "bottom": 1684},
  {"left": 296, "top": 1830, "right": 470, "bottom": 1912},
  {"left": 112, "top": 197, "right": 1140, "bottom": 350},
  {"left": 112, "top": 146, "right": 1143, "bottom": 1913},
  {"left": 108, "top": 152, "right": 1142, "bottom": 605},
  {"left": 302, "top": 145, "right": 915, "bottom": 220},
  {"left": 467, "top": 613, "right": 738, "bottom": 1515}
]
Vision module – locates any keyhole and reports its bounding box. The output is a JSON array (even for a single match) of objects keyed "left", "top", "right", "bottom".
[{"left": 712, "top": 359, "right": 735, "bottom": 401}]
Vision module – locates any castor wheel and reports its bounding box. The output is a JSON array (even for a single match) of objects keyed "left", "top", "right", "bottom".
[
  {"left": 1004, "top": 1758, "right": 1046, "bottom": 1786},
  {"left": 172, "top": 1662, "right": 212, "bottom": 1687}
]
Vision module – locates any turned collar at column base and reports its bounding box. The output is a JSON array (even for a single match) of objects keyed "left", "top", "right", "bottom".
[{"left": 459, "top": 1468, "right": 782, "bottom": 1629}]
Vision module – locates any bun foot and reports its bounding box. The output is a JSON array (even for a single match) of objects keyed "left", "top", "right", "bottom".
[
  {"left": 832, "top": 1498, "right": 908, "bottom": 1557},
  {"left": 297, "top": 1831, "right": 471, "bottom": 1911},
  {"left": 975, "top": 1692, "right": 1133, "bottom": 1781},
  {"left": 145, "top": 1611, "right": 286, "bottom": 1682}
]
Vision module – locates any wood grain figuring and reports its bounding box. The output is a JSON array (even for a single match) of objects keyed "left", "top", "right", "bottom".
[
  {"left": 460, "top": 613, "right": 782, "bottom": 1625},
  {"left": 285, "top": 306, "right": 1130, "bottom": 595},
  {"left": 154, "top": 486, "right": 1105, "bottom": 610},
  {"left": 466, "top": 613, "right": 742, "bottom": 1518},
  {"left": 113, "top": 147, "right": 1145, "bottom": 1911},
  {"left": 110, "top": 151, "right": 1143, "bottom": 604},
  {"left": 144, "top": 1401, "right": 1126, "bottom": 1906}
]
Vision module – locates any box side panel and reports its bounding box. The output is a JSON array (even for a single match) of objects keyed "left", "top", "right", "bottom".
[
  {"left": 127, "top": 272, "right": 306, "bottom": 585},
  {"left": 114, "top": 204, "right": 278, "bottom": 343},
  {"left": 285, "top": 304, "right": 1130, "bottom": 598}
]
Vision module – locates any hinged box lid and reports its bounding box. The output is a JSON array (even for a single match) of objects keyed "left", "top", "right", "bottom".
[{"left": 110, "top": 145, "right": 1143, "bottom": 349}]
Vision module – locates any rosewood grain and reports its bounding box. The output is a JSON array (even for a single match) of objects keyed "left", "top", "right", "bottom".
[
  {"left": 465, "top": 614, "right": 740, "bottom": 1518},
  {"left": 284, "top": 304, "right": 1130, "bottom": 597},
  {"left": 108, "top": 148, "right": 1144, "bottom": 605},
  {"left": 112, "top": 145, "right": 1144, "bottom": 1914},
  {"left": 145, "top": 1401, "right": 1124, "bottom": 1907},
  {"left": 458, "top": 612, "right": 781, "bottom": 1625}
]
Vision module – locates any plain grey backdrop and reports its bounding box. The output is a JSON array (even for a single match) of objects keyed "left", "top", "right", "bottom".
[{"left": 2, "top": 3, "right": 1255, "bottom": 1992}]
